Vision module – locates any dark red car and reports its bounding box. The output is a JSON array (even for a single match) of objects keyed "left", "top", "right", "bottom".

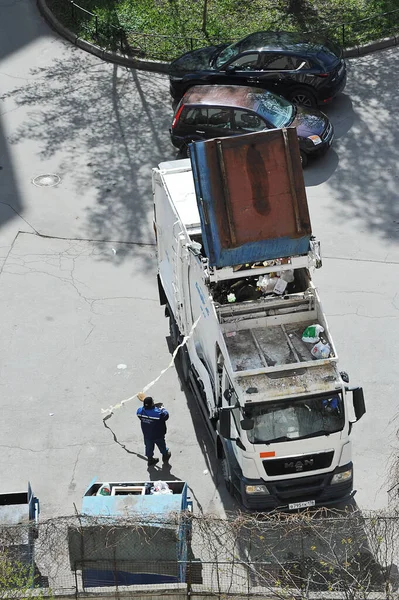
[{"left": 170, "top": 85, "right": 334, "bottom": 167}]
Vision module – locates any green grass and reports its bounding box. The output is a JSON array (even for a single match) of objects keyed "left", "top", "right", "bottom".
[{"left": 46, "top": 0, "right": 399, "bottom": 60}]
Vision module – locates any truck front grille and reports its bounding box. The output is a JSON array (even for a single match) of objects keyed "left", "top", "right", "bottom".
[{"left": 263, "top": 451, "right": 334, "bottom": 477}]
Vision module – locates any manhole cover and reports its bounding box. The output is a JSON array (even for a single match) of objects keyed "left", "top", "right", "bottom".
[{"left": 32, "top": 174, "right": 61, "bottom": 187}]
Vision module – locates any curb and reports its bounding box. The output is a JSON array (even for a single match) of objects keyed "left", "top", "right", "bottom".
[
  {"left": 37, "top": 0, "right": 170, "bottom": 74},
  {"left": 38, "top": 0, "right": 398, "bottom": 72},
  {"left": 344, "top": 35, "right": 399, "bottom": 57}
]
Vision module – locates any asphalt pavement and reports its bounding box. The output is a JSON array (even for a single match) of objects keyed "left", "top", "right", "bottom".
[{"left": 0, "top": 0, "right": 398, "bottom": 516}]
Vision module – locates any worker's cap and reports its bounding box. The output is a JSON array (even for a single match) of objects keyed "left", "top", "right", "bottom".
[{"left": 143, "top": 397, "right": 154, "bottom": 409}]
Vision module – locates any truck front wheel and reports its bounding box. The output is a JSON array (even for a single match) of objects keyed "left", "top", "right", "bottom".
[{"left": 220, "top": 454, "right": 234, "bottom": 496}]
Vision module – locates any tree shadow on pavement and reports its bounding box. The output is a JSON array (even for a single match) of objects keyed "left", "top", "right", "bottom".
[
  {"left": 4, "top": 43, "right": 399, "bottom": 258},
  {"left": 312, "top": 49, "right": 399, "bottom": 243},
  {"left": 1, "top": 47, "right": 176, "bottom": 262}
]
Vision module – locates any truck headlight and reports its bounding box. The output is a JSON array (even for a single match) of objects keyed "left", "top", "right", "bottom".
[
  {"left": 308, "top": 135, "right": 322, "bottom": 145},
  {"left": 331, "top": 468, "right": 352, "bottom": 485},
  {"left": 245, "top": 484, "right": 269, "bottom": 495}
]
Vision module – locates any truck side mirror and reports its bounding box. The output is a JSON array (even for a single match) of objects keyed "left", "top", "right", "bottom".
[
  {"left": 219, "top": 408, "right": 231, "bottom": 438},
  {"left": 347, "top": 386, "right": 366, "bottom": 422},
  {"left": 240, "top": 418, "right": 254, "bottom": 430}
]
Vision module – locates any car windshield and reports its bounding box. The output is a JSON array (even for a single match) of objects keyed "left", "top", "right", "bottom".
[
  {"left": 245, "top": 393, "right": 345, "bottom": 444},
  {"left": 252, "top": 92, "right": 294, "bottom": 128},
  {"left": 214, "top": 42, "right": 242, "bottom": 68}
]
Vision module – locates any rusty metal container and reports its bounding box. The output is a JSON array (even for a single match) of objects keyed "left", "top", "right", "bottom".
[{"left": 190, "top": 128, "right": 312, "bottom": 267}]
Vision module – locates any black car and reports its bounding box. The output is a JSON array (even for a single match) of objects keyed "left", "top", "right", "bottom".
[
  {"left": 170, "top": 85, "right": 334, "bottom": 167},
  {"left": 169, "top": 31, "right": 346, "bottom": 108}
]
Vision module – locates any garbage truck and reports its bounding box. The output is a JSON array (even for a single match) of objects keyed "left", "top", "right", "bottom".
[{"left": 153, "top": 128, "right": 366, "bottom": 511}]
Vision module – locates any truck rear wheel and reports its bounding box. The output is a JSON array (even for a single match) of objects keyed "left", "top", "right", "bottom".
[
  {"left": 168, "top": 309, "right": 190, "bottom": 383},
  {"left": 169, "top": 312, "right": 180, "bottom": 348},
  {"left": 179, "top": 344, "right": 190, "bottom": 383}
]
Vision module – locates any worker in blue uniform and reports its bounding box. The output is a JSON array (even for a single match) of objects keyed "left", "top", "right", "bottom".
[{"left": 137, "top": 396, "right": 171, "bottom": 466}]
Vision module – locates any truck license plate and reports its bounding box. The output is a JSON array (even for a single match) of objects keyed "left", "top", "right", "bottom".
[{"left": 288, "top": 500, "right": 315, "bottom": 510}]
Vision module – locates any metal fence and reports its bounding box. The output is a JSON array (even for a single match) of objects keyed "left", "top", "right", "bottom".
[
  {"left": 62, "top": 0, "right": 399, "bottom": 61},
  {"left": 67, "top": 0, "right": 205, "bottom": 60},
  {"left": 0, "top": 509, "right": 398, "bottom": 598},
  {"left": 305, "top": 6, "right": 399, "bottom": 48}
]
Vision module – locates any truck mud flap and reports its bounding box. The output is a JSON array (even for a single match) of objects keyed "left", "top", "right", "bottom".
[{"left": 157, "top": 274, "right": 167, "bottom": 306}]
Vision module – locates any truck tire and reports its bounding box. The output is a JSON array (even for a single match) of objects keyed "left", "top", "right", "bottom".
[
  {"left": 168, "top": 308, "right": 190, "bottom": 383},
  {"left": 179, "top": 343, "right": 190, "bottom": 383},
  {"left": 221, "top": 453, "right": 234, "bottom": 496},
  {"left": 169, "top": 312, "right": 180, "bottom": 348}
]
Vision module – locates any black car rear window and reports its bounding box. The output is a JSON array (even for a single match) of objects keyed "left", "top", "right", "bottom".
[{"left": 315, "top": 48, "right": 340, "bottom": 69}]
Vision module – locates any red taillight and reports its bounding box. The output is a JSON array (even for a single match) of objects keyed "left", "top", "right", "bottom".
[
  {"left": 172, "top": 104, "right": 185, "bottom": 129},
  {"left": 316, "top": 72, "right": 329, "bottom": 78}
]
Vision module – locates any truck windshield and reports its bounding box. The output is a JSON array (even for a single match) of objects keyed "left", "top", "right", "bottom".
[{"left": 245, "top": 393, "right": 344, "bottom": 444}]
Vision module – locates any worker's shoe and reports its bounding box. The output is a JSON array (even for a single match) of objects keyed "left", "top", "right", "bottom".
[
  {"left": 147, "top": 457, "right": 159, "bottom": 466},
  {"left": 162, "top": 450, "right": 171, "bottom": 463}
]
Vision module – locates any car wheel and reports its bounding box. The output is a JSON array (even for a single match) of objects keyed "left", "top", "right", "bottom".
[
  {"left": 300, "top": 150, "right": 308, "bottom": 168},
  {"left": 177, "top": 143, "right": 190, "bottom": 159},
  {"left": 289, "top": 88, "right": 317, "bottom": 108}
]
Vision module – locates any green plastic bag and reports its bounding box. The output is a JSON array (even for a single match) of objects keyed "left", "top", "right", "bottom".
[{"left": 302, "top": 324, "right": 324, "bottom": 343}]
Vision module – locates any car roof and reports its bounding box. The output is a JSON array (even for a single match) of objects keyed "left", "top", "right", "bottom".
[
  {"left": 237, "top": 30, "right": 335, "bottom": 57},
  {"left": 183, "top": 85, "right": 272, "bottom": 110}
]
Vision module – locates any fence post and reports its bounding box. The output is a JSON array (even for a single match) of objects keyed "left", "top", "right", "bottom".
[
  {"left": 95, "top": 15, "right": 98, "bottom": 38},
  {"left": 187, "top": 559, "right": 192, "bottom": 595},
  {"left": 190, "top": 37, "right": 193, "bottom": 50},
  {"left": 342, "top": 23, "right": 345, "bottom": 47}
]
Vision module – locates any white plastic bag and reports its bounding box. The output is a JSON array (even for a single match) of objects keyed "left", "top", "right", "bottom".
[
  {"left": 150, "top": 481, "right": 173, "bottom": 495},
  {"left": 302, "top": 324, "right": 324, "bottom": 343},
  {"left": 258, "top": 275, "right": 279, "bottom": 294},
  {"left": 311, "top": 341, "right": 331, "bottom": 359},
  {"left": 281, "top": 269, "right": 294, "bottom": 283}
]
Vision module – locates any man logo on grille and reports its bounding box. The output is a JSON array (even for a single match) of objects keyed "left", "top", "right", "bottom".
[{"left": 284, "top": 459, "right": 314, "bottom": 472}]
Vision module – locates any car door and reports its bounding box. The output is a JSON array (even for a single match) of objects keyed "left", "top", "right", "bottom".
[
  {"left": 255, "top": 53, "right": 306, "bottom": 94},
  {"left": 181, "top": 106, "right": 209, "bottom": 142},
  {"left": 232, "top": 109, "right": 268, "bottom": 134},
  {"left": 221, "top": 52, "right": 261, "bottom": 86},
  {"left": 204, "top": 107, "right": 235, "bottom": 139}
]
